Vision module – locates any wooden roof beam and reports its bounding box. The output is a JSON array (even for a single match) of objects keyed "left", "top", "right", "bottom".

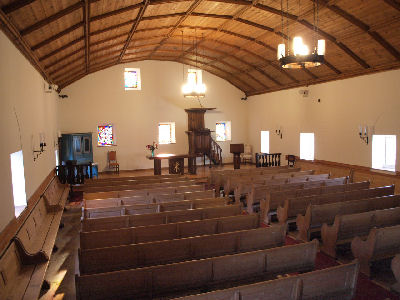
[
  {"left": 118, "top": 0, "right": 150, "bottom": 63},
  {"left": 84, "top": 0, "right": 90, "bottom": 73},
  {"left": 318, "top": 1, "right": 400, "bottom": 60},
  {"left": 383, "top": 0, "right": 400, "bottom": 11},
  {"left": 0, "top": 9, "right": 52, "bottom": 82},
  {"left": 90, "top": 2, "right": 143, "bottom": 22},
  {"left": 21, "top": 1, "right": 83, "bottom": 36},
  {"left": 1, "top": 0, "right": 36, "bottom": 14},
  {"left": 44, "top": 46, "right": 85, "bottom": 70},
  {"left": 39, "top": 37, "right": 84, "bottom": 62}
]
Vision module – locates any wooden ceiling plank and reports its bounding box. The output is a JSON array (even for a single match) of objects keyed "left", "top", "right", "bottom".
[
  {"left": 84, "top": 0, "right": 90, "bottom": 73},
  {"left": 119, "top": 0, "right": 150, "bottom": 62},
  {"left": 91, "top": 32, "right": 128, "bottom": 47},
  {"left": 383, "top": 0, "right": 400, "bottom": 11},
  {"left": 39, "top": 37, "right": 84, "bottom": 62},
  {"left": 21, "top": 2, "right": 83, "bottom": 36},
  {"left": 90, "top": 2, "right": 143, "bottom": 22},
  {"left": 148, "top": 0, "right": 205, "bottom": 57},
  {"left": 0, "top": 8, "right": 52, "bottom": 82},
  {"left": 31, "top": 21, "right": 83, "bottom": 51},
  {"left": 321, "top": 3, "right": 400, "bottom": 60},
  {"left": 44, "top": 46, "right": 85, "bottom": 69},
  {"left": 236, "top": 18, "right": 274, "bottom": 32},
  {"left": 50, "top": 55, "right": 85, "bottom": 76},
  {"left": 1, "top": 0, "right": 36, "bottom": 14}
]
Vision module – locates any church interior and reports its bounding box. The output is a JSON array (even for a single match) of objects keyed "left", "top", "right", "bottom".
[{"left": 1, "top": 0, "right": 400, "bottom": 299}]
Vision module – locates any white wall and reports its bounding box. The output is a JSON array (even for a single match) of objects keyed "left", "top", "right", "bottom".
[
  {"left": 247, "top": 69, "right": 400, "bottom": 171},
  {"left": 0, "top": 31, "right": 59, "bottom": 231},
  {"left": 59, "top": 60, "right": 248, "bottom": 171}
]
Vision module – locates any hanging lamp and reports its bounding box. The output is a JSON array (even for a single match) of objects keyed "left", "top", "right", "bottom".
[
  {"left": 277, "top": 0, "right": 325, "bottom": 68},
  {"left": 181, "top": 29, "right": 206, "bottom": 98}
]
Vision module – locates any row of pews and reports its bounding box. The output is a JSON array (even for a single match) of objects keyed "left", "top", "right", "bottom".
[
  {"left": 211, "top": 166, "right": 400, "bottom": 293},
  {"left": 75, "top": 170, "right": 361, "bottom": 299}
]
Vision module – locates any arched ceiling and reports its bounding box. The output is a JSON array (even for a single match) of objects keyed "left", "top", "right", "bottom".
[{"left": 0, "top": 0, "right": 399, "bottom": 96}]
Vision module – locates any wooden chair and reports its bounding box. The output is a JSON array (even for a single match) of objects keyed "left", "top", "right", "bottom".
[
  {"left": 241, "top": 144, "right": 252, "bottom": 164},
  {"left": 108, "top": 150, "right": 119, "bottom": 173}
]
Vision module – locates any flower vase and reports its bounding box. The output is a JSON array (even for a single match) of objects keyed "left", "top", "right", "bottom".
[{"left": 151, "top": 150, "right": 154, "bottom": 157}]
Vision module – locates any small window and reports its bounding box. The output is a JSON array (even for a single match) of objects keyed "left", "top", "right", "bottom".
[
  {"left": 55, "top": 149, "right": 59, "bottom": 166},
  {"left": 98, "top": 124, "right": 115, "bottom": 146},
  {"left": 10, "top": 150, "right": 27, "bottom": 217},
  {"left": 372, "top": 135, "right": 396, "bottom": 172},
  {"left": 216, "top": 121, "right": 231, "bottom": 141},
  {"left": 159, "top": 122, "right": 176, "bottom": 144},
  {"left": 300, "top": 133, "right": 314, "bottom": 160},
  {"left": 261, "top": 131, "right": 270, "bottom": 153},
  {"left": 124, "top": 68, "right": 141, "bottom": 90}
]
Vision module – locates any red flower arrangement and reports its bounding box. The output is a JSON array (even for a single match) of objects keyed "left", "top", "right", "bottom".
[{"left": 146, "top": 142, "right": 158, "bottom": 151}]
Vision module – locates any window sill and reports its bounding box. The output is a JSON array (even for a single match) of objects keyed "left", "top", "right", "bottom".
[{"left": 369, "top": 168, "right": 396, "bottom": 175}]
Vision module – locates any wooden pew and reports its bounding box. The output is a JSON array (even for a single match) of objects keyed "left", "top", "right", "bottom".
[
  {"left": 75, "top": 240, "right": 318, "bottom": 300},
  {"left": 80, "top": 214, "right": 260, "bottom": 249},
  {"left": 245, "top": 173, "right": 330, "bottom": 214},
  {"left": 83, "top": 197, "right": 229, "bottom": 219},
  {"left": 83, "top": 190, "right": 216, "bottom": 209},
  {"left": 0, "top": 176, "right": 68, "bottom": 300},
  {"left": 174, "top": 262, "right": 359, "bottom": 300},
  {"left": 392, "top": 254, "right": 400, "bottom": 293},
  {"left": 82, "top": 179, "right": 204, "bottom": 194},
  {"left": 83, "top": 183, "right": 206, "bottom": 200},
  {"left": 321, "top": 206, "right": 400, "bottom": 258},
  {"left": 81, "top": 203, "right": 243, "bottom": 231},
  {"left": 277, "top": 185, "right": 394, "bottom": 225},
  {"left": 260, "top": 177, "right": 354, "bottom": 223},
  {"left": 85, "top": 174, "right": 180, "bottom": 184},
  {"left": 79, "top": 226, "right": 286, "bottom": 274},
  {"left": 297, "top": 194, "right": 400, "bottom": 241},
  {"left": 351, "top": 224, "right": 400, "bottom": 276}
]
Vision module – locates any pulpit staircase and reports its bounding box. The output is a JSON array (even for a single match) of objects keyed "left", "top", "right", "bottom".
[{"left": 207, "top": 137, "right": 222, "bottom": 166}]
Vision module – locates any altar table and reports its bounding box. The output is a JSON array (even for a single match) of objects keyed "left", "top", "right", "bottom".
[{"left": 146, "top": 154, "right": 197, "bottom": 175}]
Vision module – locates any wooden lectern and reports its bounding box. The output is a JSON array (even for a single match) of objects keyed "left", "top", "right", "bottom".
[{"left": 230, "top": 144, "right": 244, "bottom": 169}]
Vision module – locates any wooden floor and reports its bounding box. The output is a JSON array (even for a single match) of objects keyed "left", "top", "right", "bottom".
[{"left": 39, "top": 164, "right": 400, "bottom": 300}]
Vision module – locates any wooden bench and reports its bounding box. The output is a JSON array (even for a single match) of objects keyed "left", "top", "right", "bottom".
[
  {"left": 277, "top": 185, "right": 394, "bottom": 225},
  {"left": 83, "top": 190, "right": 216, "bottom": 209},
  {"left": 79, "top": 226, "right": 286, "bottom": 274},
  {"left": 297, "top": 194, "right": 400, "bottom": 241},
  {"left": 75, "top": 240, "right": 318, "bottom": 300},
  {"left": 260, "top": 177, "right": 354, "bottom": 223},
  {"left": 245, "top": 173, "right": 330, "bottom": 214},
  {"left": 83, "top": 197, "right": 229, "bottom": 219},
  {"left": 80, "top": 214, "right": 260, "bottom": 249},
  {"left": 351, "top": 224, "right": 400, "bottom": 276},
  {"left": 174, "top": 261, "right": 359, "bottom": 300},
  {"left": 392, "top": 254, "right": 400, "bottom": 293},
  {"left": 321, "top": 206, "right": 400, "bottom": 258},
  {"left": 83, "top": 183, "right": 206, "bottom": 200},
  {"left": 0, "top": 176, "right": 68, "bottom": 300},
  {"left": 81, "top": 203, "right": 243, "bottom": 231},
  {"left": 82, "top": 179, "right": 204, "bottom": 193}
]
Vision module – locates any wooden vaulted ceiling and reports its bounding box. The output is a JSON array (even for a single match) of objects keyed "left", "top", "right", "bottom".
[{"left": 0, "top": 0, "right": 399, "bottom": 96}]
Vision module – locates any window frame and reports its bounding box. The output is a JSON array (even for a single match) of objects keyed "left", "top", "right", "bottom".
[
  {"left": 124, "top": 68, "right": 141, "bottom": 91},
  {"left": 97, "top": 124, "right": 115, "bottom": 147},
  {"left": 300, "top": 132, "right": 315, "bottom": 161},
  {"left": 216, "top": 121, "right": 231, "bottom": 142},
  {"left": 372, "top": 134, "right": 396, "bottom": 172},
  {"left": 158, "top": 122, "right": 176, "bottom": 145},
  {"left": 10, "top": 150, "right": 27, "bottom": 218},
  {"left": 260, "top": 131, "right": 270, "bottom": 153}
]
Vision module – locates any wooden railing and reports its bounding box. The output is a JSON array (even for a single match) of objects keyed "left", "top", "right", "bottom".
[
  {"left": 56, "top": 162, "right": 93, "bottom": 184},
  {"left": 209, "top": 137, "right": 222, "bottom": 166},
  {"left": 255, "top": 153, "right": 281, "bottom": 168}
]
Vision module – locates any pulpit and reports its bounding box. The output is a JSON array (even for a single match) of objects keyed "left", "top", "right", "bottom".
[{"left": 230, "top": 144, "right": 244, "bottom": 169}]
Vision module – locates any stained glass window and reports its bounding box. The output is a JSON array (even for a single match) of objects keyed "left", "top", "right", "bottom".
[
  {"left": 124, "top": 68, "right": 141, "bottom": 90},
  {"left": 98, "top": 125, "right": 114, "bottom": 146}
]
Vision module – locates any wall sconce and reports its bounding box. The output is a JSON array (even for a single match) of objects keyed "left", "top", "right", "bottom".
[
  {"left": 33, "top": 133, "right": 47, "bottom": 161},
  {"left": 275, "top": 127, "right": 283, "bottom": 139},
  {"left": 359, "top": 125, "right": 369, "bottom": 145}
]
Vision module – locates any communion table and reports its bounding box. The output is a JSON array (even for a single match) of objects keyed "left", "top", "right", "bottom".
[{"left": 146, "top": 154, "right": 197, "bottom": 175}]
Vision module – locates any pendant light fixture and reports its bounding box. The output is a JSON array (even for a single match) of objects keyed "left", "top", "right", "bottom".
[
  {"left": 181, "top": 29, "right": 206, "bottom": 98},
  {"left": 277, "top": 0, "right": 325, "bottom": 68}
]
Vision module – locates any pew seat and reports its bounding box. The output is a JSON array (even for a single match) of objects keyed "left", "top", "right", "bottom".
[
  {"left": 0, "top": 176, "right": 68, "bottom": 300},
  {"left": 80, "top": 214, "right": 260, "bottom": 249},
  {"left": 174, "top": 261, "right": 359, "bottom": 300},
  {"left": 351, "top": 224, "right": 400, "bottom": 276},
  {"left": 321, "top": 206, "right": 400, "bottom": 258},
  {"left": 392, "top": 254, "right": 400, "bottom": 293},
  {"left": 75, "top": 241, "right": 318, "bottom": 300},
  {"left": 297, "top": 194, "right": 400, "bottom": 241},
  {"left": 78, "top": 226, "right": 286, "bottom": 274}
]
